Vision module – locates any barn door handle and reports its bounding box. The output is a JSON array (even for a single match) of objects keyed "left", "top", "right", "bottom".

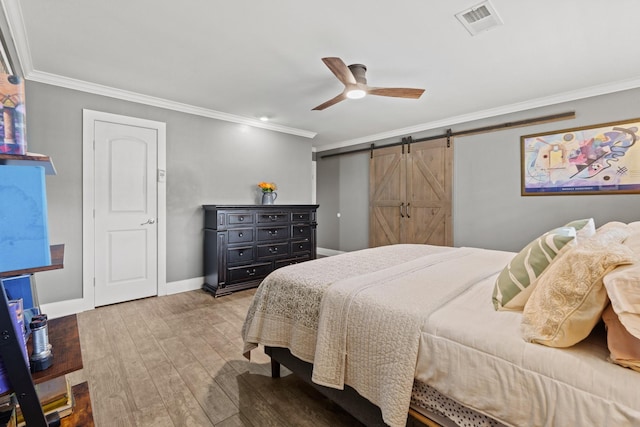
[
  {"left": 141, "top": 218, "right": 156, "bottom": 225},
  {"left": 400, "top": 202, "right": 405, "bottom": 218},
  {"left": 406, "top": 203, "right": 411, "bottom": 218}
]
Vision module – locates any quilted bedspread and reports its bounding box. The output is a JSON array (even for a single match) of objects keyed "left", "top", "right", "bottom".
[
  {"left": 241, "top": 245, "right": 513, "bottom": 427},
  {"left": 242, "top": 244, "right": 456, "bottom": 361}
]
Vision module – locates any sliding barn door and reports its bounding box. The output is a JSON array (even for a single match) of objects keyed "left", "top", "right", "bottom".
[
  {"left": 406, "top": 138, "right": 453, "bottom": 246},
  {"left": 369, "top": 145, "right": 405, "bottom": 247},
  {"left": 369, "top": 138, "right": 453, "bottom": 247}
]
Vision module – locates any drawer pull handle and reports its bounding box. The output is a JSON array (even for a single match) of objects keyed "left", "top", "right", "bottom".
[
  {"left": 239, "top": 251, "right": 244, "bottom": 256},
  {"left": 247, "top": 269, "right": 256, "bottom": 276},
  {"left": 238, "top": 232, "right": 243, "bottom": 237},
  {"left": 268, "top": 230, "right": 278, "bottom": 235},
  {"left": 239, "top": 216, "right": 244, "bottom": 221},
  {"left": 299, "top": 245, "right": 304, "bottom": 249},
  {"left": 269, "top": 247, "right": 278, "bottom": 253}
]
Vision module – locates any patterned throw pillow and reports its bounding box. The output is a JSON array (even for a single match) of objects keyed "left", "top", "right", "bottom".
[
  {"left": 521, "top": 240, "right": 635, "bottom": 348},
  {"left": 492, "top": 227, "right": 577, "bottom": 311}
]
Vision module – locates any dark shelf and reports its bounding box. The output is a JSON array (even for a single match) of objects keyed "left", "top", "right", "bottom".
[
  {"left": 29, "top": 315, "right": 83, "bottom": 385},
  {"left": 0, "top": 153, "right": 56, "bottom": 175},
  {"left": 61, "top": 382, "right": 94, "bottom": 427},
  {"left": 0, "top": 244, "right": 64, "bottom": 278}
]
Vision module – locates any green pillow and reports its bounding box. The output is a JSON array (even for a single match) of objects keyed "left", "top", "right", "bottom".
[{"left": 493, "top": 226, "right": 577, "bottom": 311}]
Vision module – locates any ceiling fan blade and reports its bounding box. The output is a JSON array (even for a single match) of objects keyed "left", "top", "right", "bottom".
[
  {"left": 367, "top": 87, "right": 425, "bottom": 99},
  {"left": 312, "top": 92, "right": 347, "bottom": 111},
  {"left": 322, "top": 57, "right": 357, "bottom": 86}
]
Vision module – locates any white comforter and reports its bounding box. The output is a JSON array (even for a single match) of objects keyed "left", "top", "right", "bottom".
[{"left": 242, "top": 244, "right": 514, "bottom": 427}]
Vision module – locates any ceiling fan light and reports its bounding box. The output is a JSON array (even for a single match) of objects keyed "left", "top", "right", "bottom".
[{"left": 346, "top": 89, "right": 366, "bottom": 99}]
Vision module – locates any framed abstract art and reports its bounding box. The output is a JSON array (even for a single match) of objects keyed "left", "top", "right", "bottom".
[{"left": 521, "top": 118, "right": 640, "bottom": 195}]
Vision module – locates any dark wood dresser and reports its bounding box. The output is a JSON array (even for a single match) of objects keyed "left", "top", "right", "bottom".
[{"left": 203, "top": 204, "right": 319, "bottom": 297}]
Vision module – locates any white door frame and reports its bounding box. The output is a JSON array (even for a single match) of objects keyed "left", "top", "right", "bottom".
[{"left": 82, "top": 109, "right": 167, "bottom": 311}]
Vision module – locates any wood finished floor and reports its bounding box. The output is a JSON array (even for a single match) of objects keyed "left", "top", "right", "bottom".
[{"left": 65, "top": 288, "right": 379, "bottom": 427}]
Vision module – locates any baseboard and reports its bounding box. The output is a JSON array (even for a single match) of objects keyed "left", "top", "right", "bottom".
[
  {"left": 40, "top": 297, "right": 89, "bottom": 320},
  {"left": 164, "top": 276, "right": 204, "bottom": 295},
  {"left": 317, "top": 247, "right": 346, "bottom": 257},
  {"left": 40, "top": 277, "right": 205, "bottom": 319}
]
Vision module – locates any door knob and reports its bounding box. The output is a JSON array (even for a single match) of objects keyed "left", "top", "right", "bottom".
[{"left": 141, "top": 218, "right": 156, "bottom": 225}]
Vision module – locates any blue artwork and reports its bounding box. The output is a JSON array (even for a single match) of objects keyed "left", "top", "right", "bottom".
[{"left": 0, "top": 165, "right": 51, "bottom": 272}]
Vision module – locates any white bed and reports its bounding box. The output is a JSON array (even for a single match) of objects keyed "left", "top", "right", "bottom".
[
  {"left": 417, "top": 273, "right": 640, "bottom": 426},
  {"left": 241, "top": 224, "right": 640, "bottom": 427}
]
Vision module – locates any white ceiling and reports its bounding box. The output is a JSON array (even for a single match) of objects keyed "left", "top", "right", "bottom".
[{"left": 4, "top": 0, "right": 640, "bottom": 151}]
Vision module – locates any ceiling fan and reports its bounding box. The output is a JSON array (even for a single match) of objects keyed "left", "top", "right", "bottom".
[{"left": 312, "top": 57, "right": 425, "bottom": 111}]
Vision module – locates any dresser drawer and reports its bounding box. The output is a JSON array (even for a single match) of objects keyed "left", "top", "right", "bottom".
[
  {"left": 257, "top": 226, "right": 290, "bottom": 241},
  {"left": 228, "top": 263, "right": 271, "bottom": 283},
  {"left": 227, "top": 246, "right": 254, "bottom": 264},
  {"left": 257, "top": 212, "right": 289, "bottom": 224},
  {"left": 228, "top": 212, "right": 254, "bottom": 225},
  {"left": 257, "top": 242, "right": 289, "bottom": 259},
  {"left": 291, "top": 225, "right": 312, "bottom": 239},
  {"left": 291, "top": 239, "right": 311, "bottom": 254},
  {"left": 291, "top": 211, "right": 311, "bottom": 223},
  {"left": 227, "top": 228, "right": 254, "bottom": 244}
]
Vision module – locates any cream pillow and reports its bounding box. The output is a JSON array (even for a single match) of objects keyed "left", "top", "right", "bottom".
[
  {"left": 521, "top": 239, "right": 635, "bottom": 347},
  {"left": 593, "top": 221, "right": 630, "bottom": 243},
  {"left": 493, "top": 226, "right": 576, "bottom": 311},
  {"left": 622, "top": 221, "right": 640, "bottom": 254},
  {"left": 602, "top": 304, "right": 640, "bottom": 372}
]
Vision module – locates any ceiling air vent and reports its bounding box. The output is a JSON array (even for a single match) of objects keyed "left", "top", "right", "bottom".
[{"left": 455, "top": 1, "right": 503, "bottom": 36}]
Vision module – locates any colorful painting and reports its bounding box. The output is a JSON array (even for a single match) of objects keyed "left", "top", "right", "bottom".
[
  {"left": 0, "top": 73, "right": 26, "bottom": 155},
  {"left": 521, "top": 119, "right": 640, "bottom": 195}
]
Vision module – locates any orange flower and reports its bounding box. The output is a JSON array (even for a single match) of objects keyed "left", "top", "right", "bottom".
[{"left": 258, "top": 182, "right": 277, "bottom": 192}]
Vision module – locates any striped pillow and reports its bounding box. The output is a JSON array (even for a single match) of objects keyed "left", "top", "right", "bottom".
[{"left": 492, "top": 226, "right": 577, "bottom": 311}]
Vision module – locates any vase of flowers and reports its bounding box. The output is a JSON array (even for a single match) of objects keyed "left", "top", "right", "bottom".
[{"left": 258, "top": 182, "right": 278, "bottom": 205}]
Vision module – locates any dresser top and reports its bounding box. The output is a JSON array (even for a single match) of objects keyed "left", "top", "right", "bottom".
[{"left": 203, "top": 204, "right": 319, "bottom": 210}]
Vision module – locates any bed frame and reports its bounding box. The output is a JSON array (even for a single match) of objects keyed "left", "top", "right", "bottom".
[{"left": 265, "top": 346, "right": 442, "bottom": 427}]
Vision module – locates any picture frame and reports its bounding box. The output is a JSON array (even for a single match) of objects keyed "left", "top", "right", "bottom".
[{"left": 521, "top": 118, "right": 640, "bottom": 195}]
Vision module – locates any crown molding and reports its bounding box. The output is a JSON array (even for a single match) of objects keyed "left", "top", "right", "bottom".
[
  {"left": 1, "top": 0, "right": 316, "bottom": 139},
  {"left": 26, "top": 70, "right": 317, "bottom": 138},
  {"left": 315, "top": 76, "right": 640, "bottom": 152},
  {"left": 1, "top": 0, "right": 32, "bottom": 76},
  {"left": 5, "top": 0, "right": 640, "bottom": 149}
]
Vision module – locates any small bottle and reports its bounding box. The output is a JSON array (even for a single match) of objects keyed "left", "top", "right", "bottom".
[{"left": 29, "top": 314, "right": 53, "bottom": 372}]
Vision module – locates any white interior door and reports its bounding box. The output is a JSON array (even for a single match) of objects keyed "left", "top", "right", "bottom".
[{"left": 93, "top": 120, "right": 158, "bottom": 306}]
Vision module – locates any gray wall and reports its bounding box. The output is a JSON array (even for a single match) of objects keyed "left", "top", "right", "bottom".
[
  {"left": 316, "top": 153, "right": 369, "bottom": 252},
  {"left": 25, "top": 81, "right": 313, "bottom": 304},
  {"left": 317, "top": 87, "right": 640, "bottom": 252}
]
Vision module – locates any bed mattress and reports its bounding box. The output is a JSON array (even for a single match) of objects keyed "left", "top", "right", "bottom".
[{"left": 416, "top": 275, "right": 640, "bottom": 427}]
